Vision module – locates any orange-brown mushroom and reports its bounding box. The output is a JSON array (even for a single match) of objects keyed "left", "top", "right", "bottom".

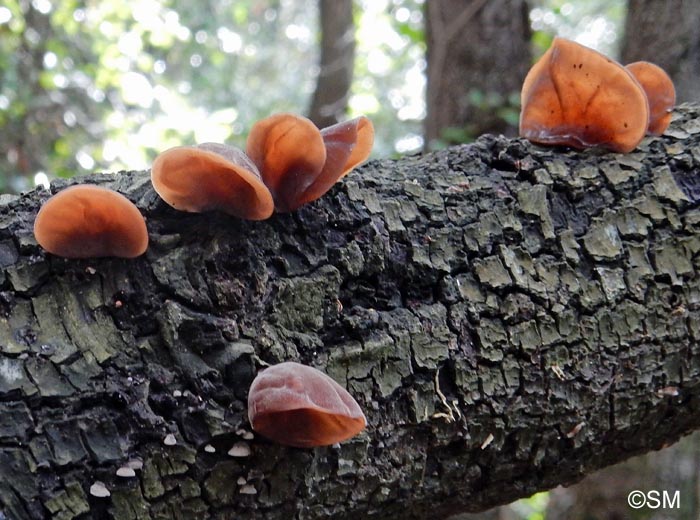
[
  {"left": 247, "top": 361, "right": 366, "bottom": 448},
  {"left": 246, "top": 113, "right": 327, "bottom": 212},
  {"left": 151, "top": 143, "right": 274, "bottom": 220},
  {"left": 520, "top": 37, "right": 649, "bottom": 153},
  {"left": 246, "top": 113, "right": 373, "bottom": 212},
  {"left": 625, "top": 61, "right": 675, "bottom": 135},
  {"left": 34, "top": 185, "right": 148, "bottom": 258},
  {"left": 296, "top": 116, "right": 374, "bottom": 208}
]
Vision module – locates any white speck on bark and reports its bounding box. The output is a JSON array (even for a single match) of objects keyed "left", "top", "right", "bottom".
[
  {"left": 90, "top": 481, "right": 110, "bottom": 498},
  {"left": 228, "top": 442, "right": 251, "bottom": 457}
]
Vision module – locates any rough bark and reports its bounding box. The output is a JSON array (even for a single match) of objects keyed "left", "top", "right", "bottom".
[
  {"left": 424, "top": 0, "right": 531, "bottom": 146},
  {"left": 3, "top": 105, "right": 700, "bottom": 519},
  {"left": 621, "top": 0, "right": 700, "bottom": 103},
  {"left": 307, "top": 0, "right": 355, "bottom": 128}
]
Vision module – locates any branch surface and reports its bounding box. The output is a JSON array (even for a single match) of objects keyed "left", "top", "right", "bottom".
[{"left": 2, "top": 105, "right": 700, "bottom": 519}]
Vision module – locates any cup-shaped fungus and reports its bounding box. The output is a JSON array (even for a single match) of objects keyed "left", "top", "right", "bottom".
[
  {"left": 625, "top": 61, "right": 675, "bottom": 135},
  {"left": 246, "top": 113, "right": 326, "bottom": 212},
  {"left": 151, "top": 143, "right": 274, "bottom": 220},
  {"left": 520, "top": 37, "right": 649, "bottom": 153},
  {"left": 247, "top": 361, "right": 366, "bottom": 448},
  {"left": 34, "top": 185, "right": 148, "bottom": 258},
  {"left": 246, "top": 114, "right": 374, "bottom": 212},
  {"left": 297, "top": 116, "right": 375, "bottom": 208}
]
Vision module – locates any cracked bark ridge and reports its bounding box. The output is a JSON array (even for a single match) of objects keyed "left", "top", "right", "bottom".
[{"left": 2, "top": 105, "right": 700, "bottom": 519}]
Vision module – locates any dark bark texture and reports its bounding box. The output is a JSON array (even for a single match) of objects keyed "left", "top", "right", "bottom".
[
  {"left": 425, "top": 0, "right": 531, "bottom": 145},
  {"left": 4, "top": 105, "right": 700, "bottom": 519},
  {"left": 621, "top": 0, "right": 700, "bottom": 103},
  {"left": 307, "top": 0, "right": 355, "bottom": 128}
]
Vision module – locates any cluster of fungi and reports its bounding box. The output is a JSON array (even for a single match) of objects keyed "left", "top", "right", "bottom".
[
  {"left": 151, "top": 113, "right": 374, "bottom": 217},
  {"left": 31, "top": 113, "right": 373, "bottom": 448},
  {"left": 519, "top": 37, "right": 675, "bottom": 153}
]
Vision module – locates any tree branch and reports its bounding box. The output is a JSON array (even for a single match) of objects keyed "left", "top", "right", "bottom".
[{"left": 2, "top": 105, "right": 700, "bottom": 519}]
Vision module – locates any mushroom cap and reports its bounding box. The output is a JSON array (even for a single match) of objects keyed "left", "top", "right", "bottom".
[
  {"left": 33, "top": 185, "right": 148, "bottom": 259},
  {"left": 520, "top": 37, "right": 649, "bottom": 153},
  {"left": 150, "top": 143, "right": 274, "bottom": 220},
  {"left": 625, "top": 61, "right": 675, "bottom": 135},
  {"left": 296, "top": 116, "right": 375, "bottom": 208},
  {"left": 246, "top": 113, "right": 327, "bottom": 213},
  {"left": 247, "top": 361, "right": 366, "bottom": 448}
]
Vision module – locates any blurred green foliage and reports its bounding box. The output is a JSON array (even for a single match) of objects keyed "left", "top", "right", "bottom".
[
  {"left": 433, "top": 89, "right": 521, "bottom": 149},
  {"left": 514, "top": 492, "right": 549, "bottom": 520},
  {"left": 529, "top": 0, "right": 625, "bottom": 58},
  {"left": 0, "top": 0, "right": 625, "bottom": 195},
  {"left": 0, "top": 0, "right": 426, "bottom": 192}
]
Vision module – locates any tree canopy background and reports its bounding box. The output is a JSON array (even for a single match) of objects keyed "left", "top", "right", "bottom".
[{"left": 0, "top": 0, "right": 631, "bottom": 194}]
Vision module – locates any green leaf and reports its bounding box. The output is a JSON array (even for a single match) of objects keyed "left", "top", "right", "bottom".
[{"left": 395, "top": 22, "right": 423, "bottom": 44}]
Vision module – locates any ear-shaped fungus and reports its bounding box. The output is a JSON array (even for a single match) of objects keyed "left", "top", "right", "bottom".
[
  {"left": 625, "top": 61, "right": 675, "bottom": 135},
  {"left": 246, "top": 113, "right": 373, "bottom": 212},
  {"left": 151, "top": 143, "right": 274, "bottom": 220},
  {"left": 33, "top": 185, "right": 148, "bottom": 258},
  {"left": 247, "top": 361, "right": 367, "bottom": 448},
  {"left": 520, "top": 37, "right": 649, "bottom": 153},
  {"left": 298, "top": 116, "right": 375, "bottom": 208},
  {"left": 246, "top": 113, "right": 326, "bottom": 212}
]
